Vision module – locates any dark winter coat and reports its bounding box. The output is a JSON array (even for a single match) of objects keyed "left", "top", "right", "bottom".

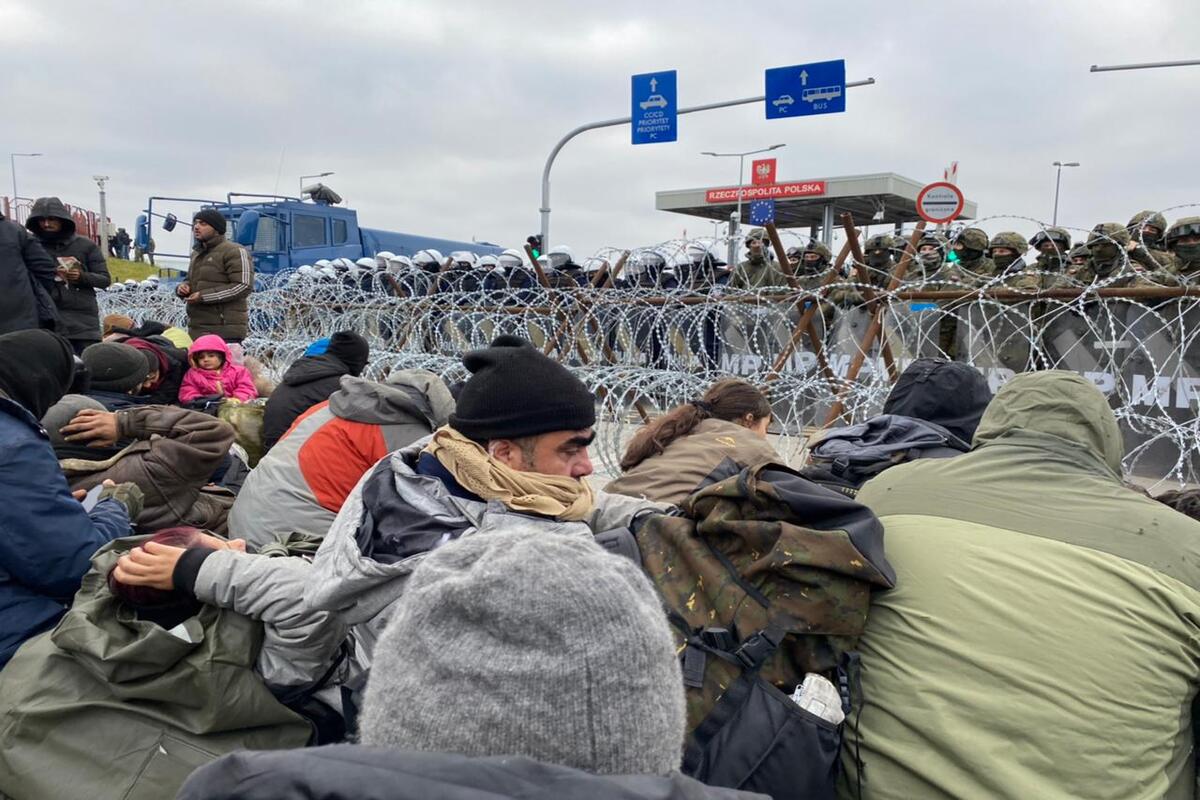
[
  {"left": 57, "top": 405, "right": 237, "bottom": 533},
  {"left": 0, "top": 396, "right": 130, "bottom": 668},
  {"left": 26, "top": 197, "right": 111, "bottom": 342},
  {"left": 0, "top": 214, "right": 58, "bottom": 335},
  {"left": 262, "top": 355, "right": 355, "bottom": 452},
  {"left": 178, "top": 746, "right": 767, "bottom": 800},
  {"left": 186, "top": 234, "right": 253, "bottom": 340}
]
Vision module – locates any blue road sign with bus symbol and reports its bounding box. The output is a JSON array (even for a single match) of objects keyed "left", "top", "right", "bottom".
[
  {"left": 765, "top": 59, "right": 846, "bottom": 119},
  {"left": 632, "top": 70, "right": 677, "bottom": 144}
]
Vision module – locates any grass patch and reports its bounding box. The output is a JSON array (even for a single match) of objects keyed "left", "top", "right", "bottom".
[{"left": 107, "top": 258, "right": 185, "bottom": 283}]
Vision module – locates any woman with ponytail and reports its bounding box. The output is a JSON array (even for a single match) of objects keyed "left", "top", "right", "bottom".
[{"left": 606, "top": 379, "right": 781, "bottom": 504}]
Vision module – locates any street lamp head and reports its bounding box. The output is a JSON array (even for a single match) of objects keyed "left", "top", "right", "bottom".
[
  {"left": 1065, "top": 162, "right": 1080, "bottom": 167},
  {"left": 768, "top": 143, "right": 786, "bottom": 150},
  {"left": 320, "top": 171, "right": 334, "bottom": 178},
  {"left": 700, "top": 151, "right": 717, "bottom": 157}
]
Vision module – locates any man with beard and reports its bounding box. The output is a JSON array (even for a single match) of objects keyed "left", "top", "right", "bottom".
[{"left": 25, "top": 197, "right": 111, "bottom": 354}]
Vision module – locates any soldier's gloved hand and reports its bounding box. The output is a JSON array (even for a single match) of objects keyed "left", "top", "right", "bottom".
[{"left": 97, "top": 481, "right": 145, "bottom": 521}]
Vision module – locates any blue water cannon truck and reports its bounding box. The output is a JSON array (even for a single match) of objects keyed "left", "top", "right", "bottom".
[{"left": 136, "top": 184, "right": 502, "bottom": 279}]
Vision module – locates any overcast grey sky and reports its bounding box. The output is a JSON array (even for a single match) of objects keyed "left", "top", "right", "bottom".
[{"left": 2, "top": 0, "right": 1197, "bottom": 260}]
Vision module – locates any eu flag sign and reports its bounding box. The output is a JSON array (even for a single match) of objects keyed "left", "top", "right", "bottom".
[{"left": 749, "top": 199, "right": 776, "bottom": 225}]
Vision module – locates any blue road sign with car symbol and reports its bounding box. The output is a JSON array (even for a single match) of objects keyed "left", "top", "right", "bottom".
[
  {"left": 632, "top": 70, "right": 677, "bottom": 144},
  {"left": 765, "top": 60, "right": 845, "bottom": 119}
]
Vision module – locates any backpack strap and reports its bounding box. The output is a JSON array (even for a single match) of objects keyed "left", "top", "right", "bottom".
[{"left": 679, "top": 617, "right": 790, "bottom": 776}]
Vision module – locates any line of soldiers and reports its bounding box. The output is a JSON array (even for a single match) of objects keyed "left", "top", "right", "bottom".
[{"left": 728, "top": 212, "right": 1200, "bottom": 298}]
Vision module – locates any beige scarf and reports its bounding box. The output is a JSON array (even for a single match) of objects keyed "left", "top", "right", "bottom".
[{"left": 425, "top": 426, "right": 595, "bottom": 521}]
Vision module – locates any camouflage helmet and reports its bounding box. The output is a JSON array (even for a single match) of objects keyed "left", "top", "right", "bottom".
[
  {"left": 744, "top": 228, "right": 769, "bottom": 242},
  {"left": 1165, "top": 216, "right": 1200, "bottom": 249},
  {"left": 956, "top": 227, "right": 989, "bottom": 251},
  {"left": 863, "top": 233, "right": 895, "bottom": 253},
  {"left": 785, "top": 245, "right": 803, "bottom": 260},
  {"left": 1029, "top": 226, "right": 1071, "bottom": 250},
  {"left": 1086, "top": 222, "right": 1131, "bottom": 248},
  {"left": 988, "top": 231, "right": 1028, "bottom": 255},
  {"left": 1068, "top": 242, "right": 1090, "bottom": 261},
  {"left": 1128, "top": 210, "right": 1168, "bottom": 235},
  {"left": 803, "top": 241, "right": 833, "bottom": 261}
]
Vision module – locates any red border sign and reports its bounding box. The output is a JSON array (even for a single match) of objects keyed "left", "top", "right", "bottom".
[
  {"left": 705, "top": 181, "right": 826, "bottom": 204},
  {"left": 916, "top": 181, "right": 965, "bottom": 224}
]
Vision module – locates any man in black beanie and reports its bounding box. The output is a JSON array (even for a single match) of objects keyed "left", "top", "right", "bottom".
[
  {"left": 175, "top": 208, "right": 253, "bottom": 343},
  {"left": 305, "top": 334, "right": 667, "bottom": 688}
]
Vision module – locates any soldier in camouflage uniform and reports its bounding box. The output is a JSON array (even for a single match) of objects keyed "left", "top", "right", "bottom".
[
  {"left": 1165, "top": 217, "right": 1200, "bottom": 282},
  {"left": 1028, "top": 227, "right": 1072, "bottom": 278},
  {"left": 912, "top": 231, "right": 949, "bottom": 281},
  {"left": 793, "top": 240, "right": 837, "bottom": 322},
  {"left": 988, "top": 231, "right": 1041, "bottom": 291},
  {"left": 829, "top": 233, "right": 894, "bottom": 306},
  {"left": 729, "top": 228, "right": 790, "bottom": 290},
  {"left": 1080, "top": 222, "right": 1177, "bottom": 288},
  {"left": 943, "top": 227, "right": 996, "bottom": 288},
  {"left": 1126, "top": 210, "right": 1181, "bottom": 275}
]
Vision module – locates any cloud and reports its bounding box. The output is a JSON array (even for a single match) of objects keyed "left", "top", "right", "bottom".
[{"left": 2, "top": 0, "right": 1196, "bottom": 262}]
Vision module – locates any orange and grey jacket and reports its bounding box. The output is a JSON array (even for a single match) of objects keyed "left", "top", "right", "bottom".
[{"left": 229, "top": 370, "right": 454, "bottom": 547}]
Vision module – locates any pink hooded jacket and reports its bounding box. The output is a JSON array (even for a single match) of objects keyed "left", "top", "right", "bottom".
[{"left": 178, "top": 334, "right": 258, "bottom": 404}]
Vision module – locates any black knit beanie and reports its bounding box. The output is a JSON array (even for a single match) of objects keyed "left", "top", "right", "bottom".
[
  {"left": 327, "top": 331, "right": 370, "bottom": 376},
  {"left": 450, "top": 335, "right": 595, "bottom": 441},
  {"left": 193, "top": 209, "right": 227, "bottom": 236},
  {"left": 82, "top": 342, "right": 150, "bottom": 394}
]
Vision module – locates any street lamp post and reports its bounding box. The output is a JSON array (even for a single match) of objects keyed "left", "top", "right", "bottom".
[
  {"left": 299, "top": 172, "right": 334, "bottom": 198},
  {"left": 10, "top": 152, "right": 43, "bottom": 205},
  {"left": 701, "top": 144, "right": 786, "bottom": 266},
  {"left": 93, "top": 175, "right": 110, "bottom": 249},
  {"left": 1051, "top": 161, "right": 1079, "bottom": 226}
]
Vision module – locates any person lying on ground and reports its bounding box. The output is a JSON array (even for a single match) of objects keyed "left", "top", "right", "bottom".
[
  {"left": 229, "top": 368, "right": 454, "bottom": 547},
  {"left": 80, "top": 340, "right": 157, "bottom": 411},
  {"left": 262, "top": 331, "right": 370, "bottom": 453},
  {"left": 842, "top": 371, "right": 1200, "bottom": 800},
  {"left": 44, "top": 395, "right": 237, "bottom": 533},
  {"left": 179, "top": 528, "right": 760, "bottom": 800},
  {"left": 0, "top": 329, "right": 140, "bottom": 669},
  {"left": 0, "top": 526, "right": 349, "bottom": 799},
  {"left": 606, "top": 378, "right": 780, "bottom": 505},
  {"left": 304, "top": 335, "right": 667, "bottom": 687}
]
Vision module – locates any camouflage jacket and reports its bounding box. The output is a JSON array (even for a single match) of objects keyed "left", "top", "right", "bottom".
[
  {"left": 1128, "top": 244, "right": 1181, "bottom": 275},
  {"left": 827, "top": 261, "right": 893, "bottom": 306},
  {"left": 730, "top": 255, "right": 790, "bottom": 290},
  {"left": 635, "top": 462, "right": 896, "bottom": 731}
]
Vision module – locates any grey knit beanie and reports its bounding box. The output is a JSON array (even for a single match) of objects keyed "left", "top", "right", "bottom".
[
  {"left": 359, "top": 528, "right": 686, "bottom": 776},
  {"left": 41, "top": 394, "right": 106, "bottom": 447}
]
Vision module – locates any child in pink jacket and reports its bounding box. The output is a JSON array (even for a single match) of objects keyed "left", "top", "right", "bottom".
[{"left": 178, "top": 334, "right": 259, "bottom": 404}]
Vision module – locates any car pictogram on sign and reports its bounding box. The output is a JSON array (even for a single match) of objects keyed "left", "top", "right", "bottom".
[
  {"left": 772, "top": 94, "right": 795, "bottom": 108},
  {"left": 639, "top": 94, "right": 668, "bottom": 110}
]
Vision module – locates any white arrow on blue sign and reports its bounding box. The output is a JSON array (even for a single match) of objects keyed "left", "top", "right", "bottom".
[
  {"left": 765, "top": 59, "right": 845, "bottom": 120},
  {"left": 631, "top": 70, "right": 677, "bottom": 145}
]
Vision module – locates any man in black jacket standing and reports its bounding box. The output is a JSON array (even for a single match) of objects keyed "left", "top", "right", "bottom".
[
  {"left": 261, "top": 331, "right": 370, "bottom": 452},
  {"left": 0, "top": 212, "right": 59, "bottom": 336},
  {"left": 26, "top": 198, "right": 112, "bottom": 353}
]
